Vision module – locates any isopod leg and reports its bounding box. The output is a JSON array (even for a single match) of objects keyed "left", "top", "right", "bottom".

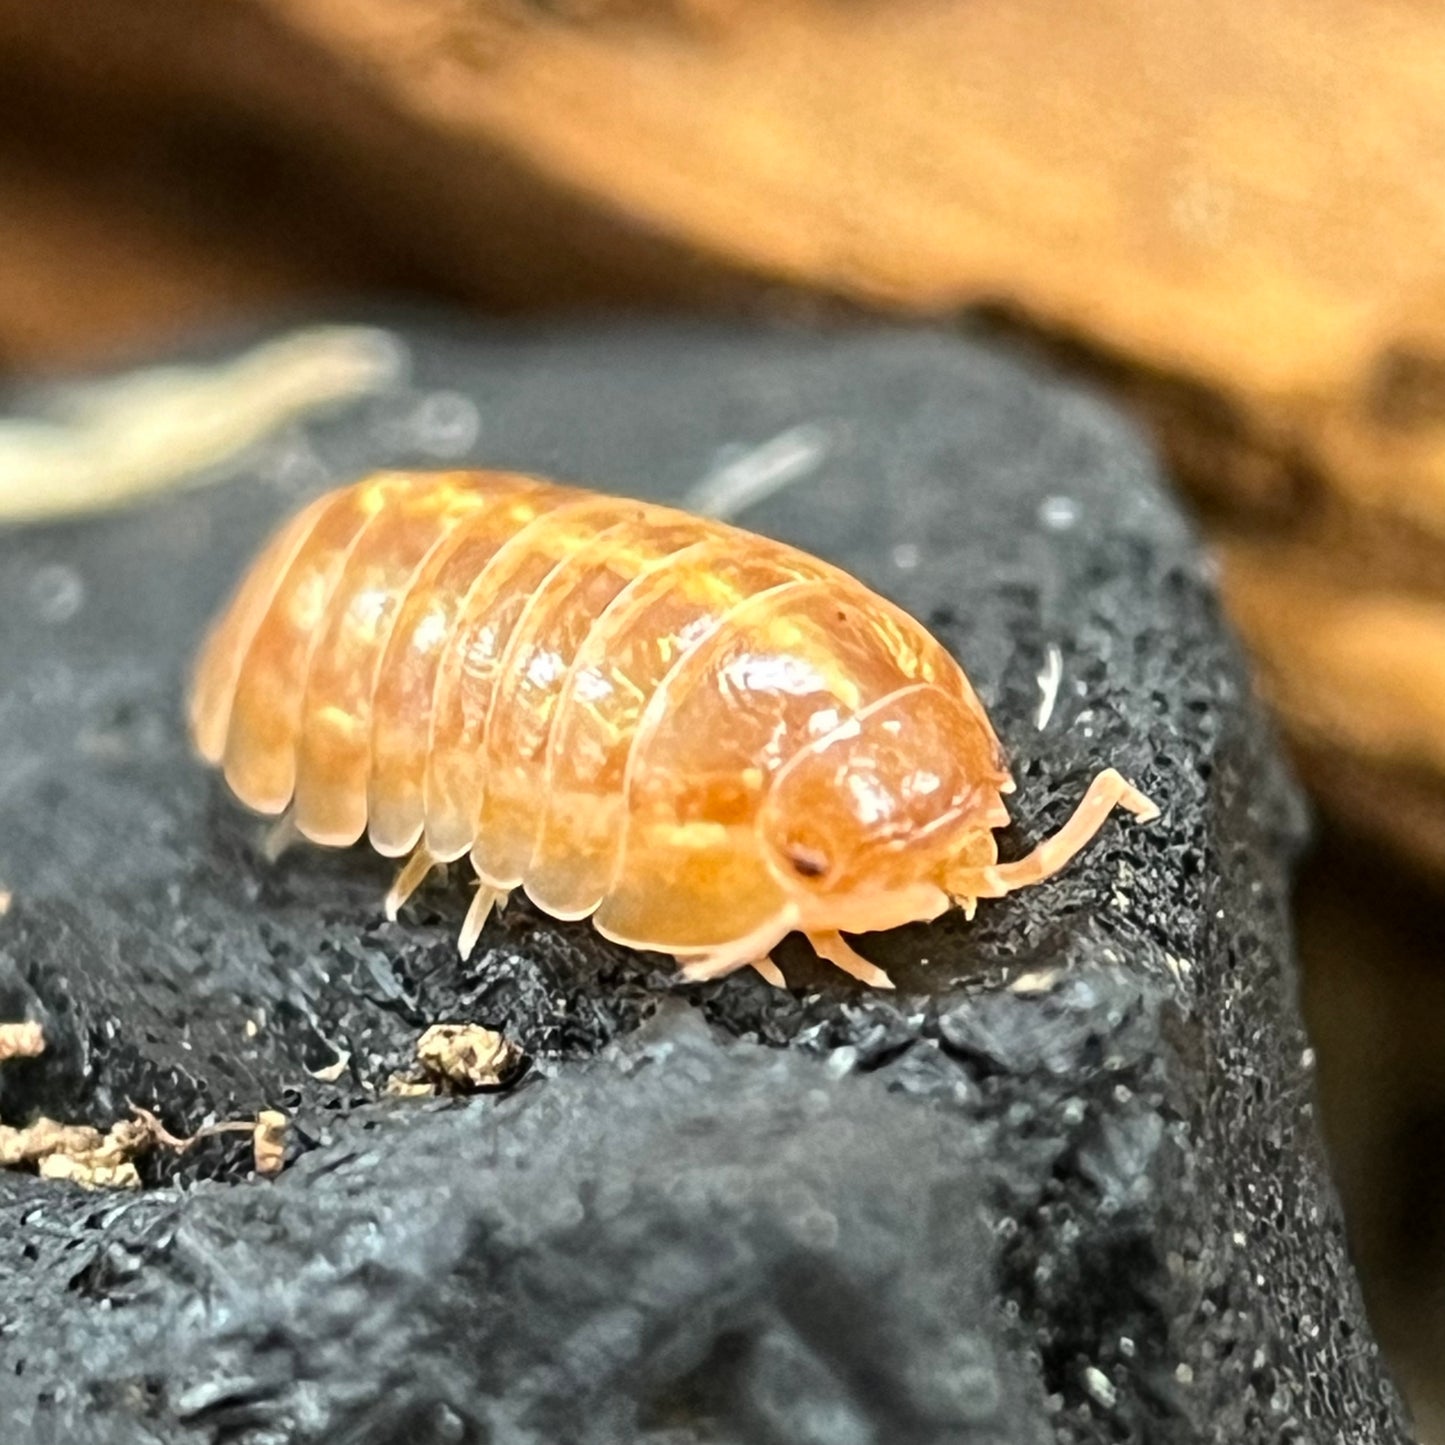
[
  {"left": 261, "top": 810, "right": 302, "bottom": 862},
  {"left": 675, "top": 952, "right": 786, "bottom": 988},
  {"left": 458, "top": 883, "right": 507, "bottom": 961},
  {"left": 804, "top": 931, "right": 895, "bottom": 990},
  {"left": 749, "top": 956, "right": 787, "bottom": 988},
  {"left": 385, "top": 848, "right": 438, "bottom": 922},
  {"left": 950, "top": 767, "right": 1158, "bottom": 901}
]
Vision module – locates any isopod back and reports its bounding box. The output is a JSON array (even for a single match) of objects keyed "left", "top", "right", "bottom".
[{"left": 189, "top": 470, "right": 1158, "bottom": 988}]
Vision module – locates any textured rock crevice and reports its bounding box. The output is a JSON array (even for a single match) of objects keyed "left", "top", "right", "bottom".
[{"left": 0, "top": 318, "right": 1407, "bottom": 1442}]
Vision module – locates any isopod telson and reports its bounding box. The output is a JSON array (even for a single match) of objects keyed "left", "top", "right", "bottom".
[{"left": 189, "top": 471, "right": 1159, "bottom": 989}]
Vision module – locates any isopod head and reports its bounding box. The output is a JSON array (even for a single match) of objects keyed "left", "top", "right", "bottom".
[{"left": 758, "top": 682, "right": 1012, "bottom": 938}]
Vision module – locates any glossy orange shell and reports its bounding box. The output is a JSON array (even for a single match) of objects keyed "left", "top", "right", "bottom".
[{"left": 189, "top": 471, "right": 1013, "bottom": 962}]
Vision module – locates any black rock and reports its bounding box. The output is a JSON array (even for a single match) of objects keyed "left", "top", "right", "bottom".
[{"left": 0, "top": 316, "right": 1408, "bottom": 1444}]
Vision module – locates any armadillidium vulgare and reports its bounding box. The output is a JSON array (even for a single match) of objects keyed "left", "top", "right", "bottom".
[{"left": 190, "top": 471, "right": 1158, "bottom": 988}]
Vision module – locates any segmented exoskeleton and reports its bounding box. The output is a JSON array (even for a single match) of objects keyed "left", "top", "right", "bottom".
[{"left": 190, "top": 471, "right": 1157, "bottom": 987}]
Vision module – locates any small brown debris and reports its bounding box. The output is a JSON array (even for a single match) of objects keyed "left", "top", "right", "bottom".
[
  {"left": 385, "top": 1022, "right": 523, "bottom": 1099},
  {"left": 415, "top": 1023, "right": 521, "bottom": 1093},
  {"left": 125, "top": 1105, "right": 191, "bottom": 1152},
  {"left": 252, "top": 1110, "right": 288, "bottom": 1176},
  {"left": 0, "top": 1118, "right": 101, "bottom": 1167},
  {"left": 1, "top": 1103, "right": 291, "bottom": 1190},
  {"left": 0, "top": 1115, "right": 150, "bottom": 1190},
  {"left": 38, "top": 1153, "right": 141, "bottom": 1191},
  {"left": 95, "top": 1118, "right": 154, "bottom": 1164},
  {"left": 0, "top": 1020, "right": 45, "bottom": 1062}
]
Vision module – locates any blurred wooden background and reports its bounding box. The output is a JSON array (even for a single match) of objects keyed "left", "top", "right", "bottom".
[{"left": 3, "top": 0, "right": 1444, "bottom": 1428}]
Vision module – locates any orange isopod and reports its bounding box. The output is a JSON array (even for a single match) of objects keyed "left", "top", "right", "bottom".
[{"left": 189, "top": 470, "right": 1158, "bottom": 988}]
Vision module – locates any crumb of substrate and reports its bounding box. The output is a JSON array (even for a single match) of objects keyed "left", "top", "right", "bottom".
[
  {"left": 0, "top": 1021, "right": 44, "bottom": 1062},
  {"left": 253, "top": 1109, "right": 288, "bottom": 1176},
  {"left": 415, "top": 1023, "right": 521, "bottom": 1092}
]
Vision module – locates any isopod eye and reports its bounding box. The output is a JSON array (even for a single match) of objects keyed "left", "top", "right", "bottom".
[{"left": 786, "top": 844, "right": 832, "bottom": 880}]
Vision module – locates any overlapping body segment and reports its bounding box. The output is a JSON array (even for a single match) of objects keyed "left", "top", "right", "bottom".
[
  {"left": 191, "top": 469, "right": 1157, "bottom": 987},
  {"left": 525, "top": 534, "right": 835, "bottom": 921},
  {"left": 366, "top": 474, "right": 561, "bottom": 855}
]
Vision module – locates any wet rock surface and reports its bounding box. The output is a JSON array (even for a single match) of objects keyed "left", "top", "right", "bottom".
[{"left": 0, "top": 318, "right": 1408, "bottom": 1443}]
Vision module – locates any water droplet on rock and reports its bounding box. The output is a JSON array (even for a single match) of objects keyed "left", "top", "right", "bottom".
[
  {"left": 412, "top": 392, "right": 481, "bottom": 457},
  {"left": 26, "top": 564, "right": 84, "bottom": 624},
  {"left": 1038, "top": 495, "right": 1081, "bottom": 531}
]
